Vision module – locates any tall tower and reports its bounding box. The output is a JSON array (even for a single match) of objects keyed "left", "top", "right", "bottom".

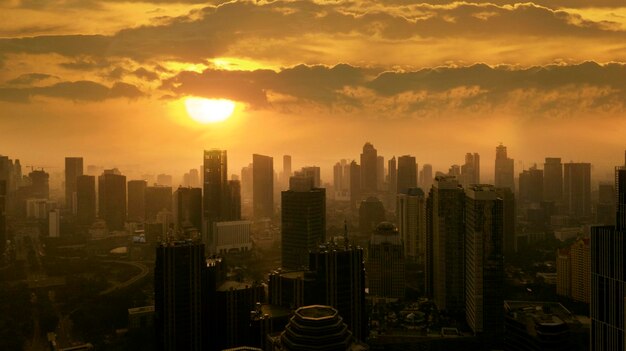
[
  {"left": 387, "top": 156, "right": 397, "bottom": 211},
  {"left": 420, "top": 164, "right": 433, "bottom": 191},
  {"left": 281, "top": 176, "right": 326, "bottom": 269},
  {"left": 564, "top": 162, "right": 591, "bottom": 219},
  {"left": 76, "top": 175, "right": 96, "bottom": 225},
  {"left": 29, "top": 169, "right": 50, "bottom": 199},
  {"left": 465, "top": 185, "right": 504, "bottom": 349},
  {"left": 360, "top": 142, "right": 378, "bottom": 194},
  {"left": 397, "top": 188, "right": 426, "bottom": 264},
  {"left": 397, "top": 155, "right": 417, "bottom": 194},
  {"left": 253, "top": 154, "right": 274, "bottom": 219},
  {"left": 203, "top": 150, "right": 228, "bottom": 222},
  {"left": 173, "top": 187, "right": 202, "bottom": 234},
  {"left": 349, "top": 161, "right": 361, "bottom": 211},
  {"left": 460, "top": 153, "right": 480, "bottom": 188},
  {"left": 127, "top": 180, "right": 147, "bottom": 222},
  {"left": 65, "top": 157, "right": 83, "bottom": 211},
  {"left": 543, "top": 157, "right": 563, "bottom": 203},
  {"left": 494, "top": 144, "right": 514, "bottom": 190},
  {"left": 155, "top": 241, "right": 206, "bottom": 351},
  {"left": 367, "top": 222, "right": 405, "bottom": 299},
  {"left": 98, "top": 170, "right": 126, "bottom": 231},
  {"left": 429, "top": 176, "right": 465, "bottom": 313},
  {"left": 519, "top": 166, "right": 544, "bottom": 205}
]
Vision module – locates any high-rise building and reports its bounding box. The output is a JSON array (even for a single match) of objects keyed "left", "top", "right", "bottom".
[
  {"left": 387, "top": 157, "right": 397, "bottom": 211},
  {"left": 397, "top": 188, "right": 426, "bottom": 264},
  {"left": 377, "top": 155, "right": 385, "bottom": 191},
  {"left": 203, "top": 150, "right": 228, "bottom": 222},
  {"left": 29, "top": 169, "right": 50, "bottom": 199},
  {"left": 557, "top": 237, "right": 590, "bottom": 303},
  {"left": 309, "top": 244, "right": 366, "bottom": 341},
  {"left": 496, "top": 187, "right": 516, "bottom": 255},
  {"left": 253, "top": 154, "right": 274, "bottom": 219},
  {"left": 145, "top": 186, "right": 173, "bottom": 221},
  {"left": 127, "top": 180, "right": 147, "bottom": 222},
  {"left": 98, "top": 170, "right": 126, "bottom": 231},
  {"left": 495, "top": 143, "right": 514, "bottom": 190},
  {"left": 333, "top": 160, "right": 350, "bottom": 201},
  {"left": 590, "top": 166, "right": 626, "bottom": 351},
  {"left": 367, "top": 222, "right": 405, "bottom": 299},
  {"left": 299, "top": 166, "right": 321, "bottom": 188},
  {"left": 76, "top": 175, "right": 96, "bottom": 225},
  {"left": 460, "top": 153, "right": 480, "bottom": 188},
  {"left": 349, "top": 161, "right": 361, "bottom": 210},
  {"left": 465, "top": 185, "right": 504, "bottom": 348},
  {"left": 0, "top": 180, "right": 6, "bottom": 255},
  {"left": 156, "top": 174, "right": 173, "bottom": 187},
  {"left": 420, "top": 164, "right": 433, "bottom": 191},
  {"left": 429, "top": 176, "right": 465, "bottom": 313},
  {"left": 65, "top": 157, "right": 83, "bottom": 211},
  {"left": 155, "top": 241, "right": 206, "bottom": 351},
  {"left": 564, "top": 162, "right": 591, "bottom": 220},
  {"left": 544, "top": 157, "right": 563, "bottom": 203},
  {"left": 226, "top": 179, "right": 241, "bottom": 221},
  {"left": 597, "top": 182, "right": 616, "bottom": 225},
  {"left": 397, "top": 155, "right": 417, "bottom": 194},
  {"left": 519, "top": 165, "right": 543, "bottom": 205},
  {"left": 358, "top": 196, "right": 385, "bottom": 236},
  {"left": 281, "top": 176, "right": 326, "bottom": 270},
  {"left": 360, "top": 142, "right": 378, "bottom": 194},
  {"left": 49, "top": 209, "right": 60, "bottom": 238},
  {"left": 241, "top": 163, "right": 253, "bottom": 202},
  {"left": 173, "top": 187, "right": 202, "bottom": 233}
]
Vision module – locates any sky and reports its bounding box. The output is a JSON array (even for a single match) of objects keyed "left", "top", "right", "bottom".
[{"left": 1, "top": 0, "right": 626, "bottom": 183}]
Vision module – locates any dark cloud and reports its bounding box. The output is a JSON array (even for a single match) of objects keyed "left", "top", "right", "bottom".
[
  {"left": 163, "top": 62, "right": 626, "bottom": 116},
  {"left": 6, "top": 73, "right": 57, "bottom": 85},
  {"left": 0, "top": 80, "right": 144, "bottom": 103}
]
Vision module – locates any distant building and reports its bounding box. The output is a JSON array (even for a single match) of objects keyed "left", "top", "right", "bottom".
[
  {"left": 564, "top": 163, "right": 592, "bottom": 220},
  {"left": 397, "top": 188, "right": 426, "bottom": 263},
  {"left": 397, "top": 155, "right": 417, "bottom": 194},
  {"left": 360, "top": 142, "right": 378, "bottom": 194},
  {"left": 253, "top": 154, "right": 274, "bottom": 219},
  {"left": 49, "top": 209, "right": 60, "bottom": 238},
  {"left": 420, "top": 164, "right": 433, "bottom": 192},
  {"left": 494, "top": 143, "right": 514, "bottom": 190},
  {"left": 173, "top": 187, "right": 202, "bottom": 234},
  {"left": 544, "top": 157, "right": 563, "bottom": 203},
  {"left": 556, "top": 237, "right": 590, "bottom": 303},
  {"left": 215, "top": 281, "right": 265, "bottom": 350},
  {"left": 299, "top": 166, "right": 321, "bottom": 188},
  {"left": 145, "top": 186, "right": 172, "bottom": 221},
  {"left": 367, "top": 222, "right": 405, "bottom": 299},
  {"left": 350, "top": 161, "right": 361, "bottom": 211},
  {"left": 519, "top": 166, "right": 543, "bottom": 205},
  {"left": 127, "top": 180, "right": 147, "bottom": 222},
  {"left": 333, "top": 159, "right": 350, "bottom": 201},
  {"left": 76, "top": 175, "right": 96, "bottom": 225},
  {"left": 460, "top": 153, "right": 480, "bottom": 188},
  {"left": 29, "top": 169, "right": 50, "bottom": 199},
  {"left": 213, "top": 220, "right": 252, "bottom": 254},
  {"left": 156, "top": 174, "right": 173, "bottom": 187},
  {"left": 65, "top": 157, "right": 83, "bottom": 211},
  {"left": 0, "top": 180, "right": 5, "bottom": 255},
  {"left": 98, "top": 170, "right": 126, "bottom": 231},
  {"left": 387, "top": 156, "right": 397, "bottom": 211}
]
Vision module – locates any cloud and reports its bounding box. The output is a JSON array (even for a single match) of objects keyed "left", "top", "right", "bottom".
[
  {"left": 0, "top": 80, "right": 144, "bottom": 102},
  {"left": 6, "top": 72, "right": 58, "bottom": 85}
]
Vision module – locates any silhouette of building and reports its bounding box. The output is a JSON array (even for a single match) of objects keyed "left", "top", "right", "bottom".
[
  {"left": 460, "top": 153, "right": 480, "bottom": 188},
  {"left": 349, "top": 161, "right": 361, "bottom": 211},
  {"left": 397, "top": 188, "right": 426, "bottom": 263},
  {"left": 496, "top": 187, "right": 516, "bottom": 255},
  {"left": 253, "top": 154, "right": 274, "bottom": 219},
  {"left": 519, "top": 166, "right": 543, "bottom": 205},
  {"left": 146, "top": 186, "right": 172, "bottom": 221},
  {"left": 281, "top": 176, "right": 325, "bottom": 270},
  {"left": 367, "top": 222, "right": 405, "bottom": 299},
  {"left": 227, "top": 179, "right": 241, "bottom": 221},
  {"left": 557, "top": 237, "right": 590, "bottom": 303},
  {"left": 387, "top": 156, "right": 397, "bottom": 211},
  {"left": 428, "top": 176, "right": 465, "bottom": 313},
  {"left": 333, "top": 159, "right": 350, "bottom": 201},
  {"left": 564, "top": 162, "right": 591, "bottom": 220},
  {"left": 420, "top": 164, "right": 433, "bottom": 192},
  {"left": 360, "top": 142, "right": 378, "bottom": 194},
  {"left": 155, "top": 241, "right": 206, "bottom": 351},
  {"left": 280, "top": 305, "right": 354, "bottom": 351},
  {"left": 204, "top": 149, "right": 228, "bottom": 222},
  {"left": 358, "top": 196, "right": 385, "bottom": 237},
  {"left": 65, "top": 157, "right": 83, "bottom": 211},
  {"left": 377, "top": 155, "right": 385, "bottom": 191},
  {"left": 156, "top": 174, "right": 173, "bottom": 187},
  {"left": 309, "top": 243, "right": 366, "bottom": 341},
  {"left": 98, "top": 170, "right": 126, "bottom": 231},
  {"left": 465, "top": 185, "right": 504, "bottom": 349},
  {"left": 215, "top": 281, "right": 265, "bottom": 350},
  {"left": 300, "top": 166, "right": 321, "bottom": 188},
  {"left": 0, "top": 180, "right": 5, "bottom": 255},
  {"left": 544, "top": 157, "right": 563, "bottom": 203},
  {"left": 76, "top": 175, "right": 96, "bottom": 225},
  {"left": 397, "top": 155, "right": 417, "bottom": 194},
  {"left": 29, "top": 169, "right": 49, "bottom": 199},
  {"left": 127, "top": 180, "right": 147, "bottom": 222},
  {"left": 495, "top": 144, "right": 514, "bottom": 190},
  {"left": 173, "top": 187, "right": 202, "bottom": 233},
  {"left": 597, "top": 182, "right": 616, "bottom": 225}
]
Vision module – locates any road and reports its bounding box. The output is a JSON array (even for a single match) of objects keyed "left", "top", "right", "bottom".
[{"left": 99, "top": 260, "right": 150, "bottom": 296}]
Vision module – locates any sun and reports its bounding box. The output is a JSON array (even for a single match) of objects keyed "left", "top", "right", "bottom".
[{"left": 184, "top": 97, "right": 236, "bottom": 124}]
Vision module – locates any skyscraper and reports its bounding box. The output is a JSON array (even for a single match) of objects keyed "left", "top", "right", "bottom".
[
  {"left": 281, "top": 155, "right": 292, "bottom": 189},
  {"left": 65, "top": 157, "right": 83, "bottom": 211},
  {"left": 429, "top": 176, "right": 465, "bottom": 313},
  {"left": 397, "top": 155, "right": 417, "bottom": 194},
  {"left": 564, "top": 162, "right": 591, "bottom": 220},
  {"left": 145, "top": 186, "right": 173, "bottom": 221},
  {"left": 376, "top": 155, "right": 385, "bottom": 191},
  {"left": 299, "top": 166, "right": 321, "bottom": 188},
  {"left": 76, "top": 175, "right": 96, "bottom": 225},
  {"left": 557, "top": 237, "right": 590, "bottom": 303},
  {"left": 496, "top": 187, "right": 516, "bottom": 255},
  {"left": 465, "top": 185, "right": 504, "bottom": 348},
  {"left": 203, "top": 150, "right": 228, "bottom": 222},
  {"left": 349, "top": 161, "right": 361, "bottom": 211},
  {"left": 543, "top": 157, "right": 563, "bottom": 203},
  {"left": 387, "top": 156, "right": 397, "bottom": 211},
  {"left": 420, "top": 163, "right": 433, "bottom": 191},
  {"left": 155, "top": 241, "right": 206, "bottom": 351},
  {"left": 494, "top": 143, "right": 514, "bottom": 190},
  {"left": 253, "top": 154, "right": 274, "bottom": 219},
  {"left": 173, "top": 187, "right": 202, "bottom": 233},
  {"left": 333, "top": 160, "right": 350, "bottom": 201},
  {"left": 367, "top": 222, "right": 405, "bottom": 299},
  {"left": 281, "top": 176, "right": 326, "bottom": 269},
  {"left": 360, "top": 142, "right": 378, "bottom": 194},
  {"left": 397, "top": 188, "right": 426, "bottom": 263},
  {"left": 519, "top": 165, "right": 543, "bottom": 205},
  {"left": 226, "top": 179, "right": 241, "bottom": 220},
  {"left": 127, "top": 180, "right": 147, "bottom": 222},
  {"left": 358, "top": 196, "right": 385, "bottom": 236},
  {"left": 98, "top": 170, "right": 126, "bottom": 231},
  {"left": 29, "top": 169, "right": 49, "bottom": 199},
  {"left": 460, "top": 152, "right": 480, "bottom": 188}
]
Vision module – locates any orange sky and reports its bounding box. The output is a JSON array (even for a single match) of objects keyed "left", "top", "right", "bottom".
[{"left": 1, "top": 0, "right": 626, "bottom": 183}]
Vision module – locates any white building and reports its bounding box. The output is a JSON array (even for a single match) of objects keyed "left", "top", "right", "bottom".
[{"left": 213, "top": 220, "right": 252, "bottom": 254}]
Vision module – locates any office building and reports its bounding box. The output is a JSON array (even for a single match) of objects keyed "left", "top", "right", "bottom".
[
  {"left": 349, "top": 161, "right": 361, "bottom": 210},
  {"left": 127, "top": 180, "right": 147, "bottom": 222},
  {"left": 333, "top": 159, "right": 350, "bottom": 201},
  {"left": 519, "top": 166, "right": 543, "bottom": 205},
  {"left": 397, "top": 155, "right": 417, "bottom": 194},
  {"left": 282, "top": 155, "right": 292, "bottom": 188},
  {"left": 155, "top": 241, "right": 206, "bottom": 351},
  {"left": 281, "top": 176, "right": 325, "bottom": 269},
  {"left": 496, "top": 187, "right": 516, "bottom": 255},
  {"left": 387, "top": 156, "right": 397, "bottom": 211},
  {"left": 465, "top": 185, "right": 504, "bottom": 348},
  {"left": 557, "top": 237, "right": 590, "bottom": 303},
  {"left": 544, "top": 157, "right": 563, "bottom": 203},
  {"left": 460, "top": 153, "right": 480, "bottom": 188},
  {"left": 360, "top": 142, "right": 378, "bottom": 194},
  {"left": 65, "top": 157, "right": 83, "bottom": 211},
  {"left": 367, "top": 222, "right": 405, "bottom": 299},
  {"left": 156, "top": 174, "right": 172, "bottom": 187},
  {"left": 428, "top": 176, "right": 465, "bottom": 313},
  {"left": 377, "top": 155, "right": 385, "bottom": 191},
  {"left": 397, "top": 188, "right": 426, "bottom": 263},
  {"left": 597, "top": 182, "right": 616, "bottom": 225},
  {"left": 358, "top": 196, "right": 385, "bottom": 236},
  {"left": 98, "top": 170, "right": 126, "bottom": 231},
  {"left": 420, "top": 164, "right": 433, "bottom": 191},
  {"left": 173, "top": 187, "right": 202, "bottom": 233},
  {"left": 76, "top": 175, "right": 96, "bottom": 225},
  {"left": 29, "top": 169, "right": 49, "bottom": 199},
  {"left": 495, "top": 143, "right": 514, "bottom": 190},
  {"left": 299, "top": 166, "right": 321, "bottom": 188},
  {"left": 226, "top": 179, "right": 241, "bottom": 220},
  {"left": 213, "top": 220, "right": 252, "bottom": 254},
  {"left": 215, "top": 281, "right": 265, "bottom": 350},
  {"left": 564, "top": 162, "right": 591, "bottom": 220},
  {"left": 145, "top": 186, "right": 172, "bottom": 221},
  {"left": 49, "top": 209, "right": 60, "bottom": 238},
  {"left": 253, "top": 154, "right": 274, "bottom": 218},
  {"left": 204, "top": 149, "right": 229, "bottom": 222}
]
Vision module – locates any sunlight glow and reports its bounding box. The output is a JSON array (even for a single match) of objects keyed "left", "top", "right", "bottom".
[{"left": 184, "top": 97, "right": 236, "bottom": 124}]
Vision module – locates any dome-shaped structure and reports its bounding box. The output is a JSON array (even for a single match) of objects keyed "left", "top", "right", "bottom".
[
  {"left": 280, "top": 305, "right": 352, "bottom": 351},
  {"left": 375, "top": 221, "right": 398, "bottom": 234}
]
